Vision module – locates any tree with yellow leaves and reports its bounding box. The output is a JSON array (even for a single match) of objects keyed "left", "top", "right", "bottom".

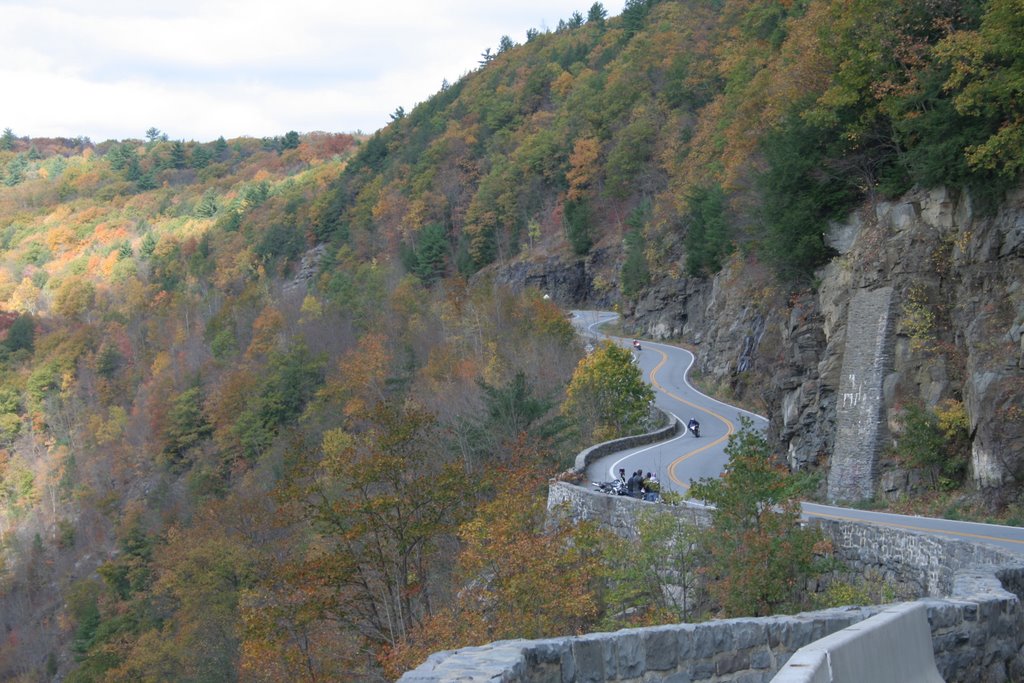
[{"left": 562, "top": 339, "right": 654, "bottom": 443}]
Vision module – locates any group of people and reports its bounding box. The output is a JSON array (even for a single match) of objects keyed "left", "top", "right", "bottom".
[{"left": 619, "top": 467, "right": 660, "bottom": 501}]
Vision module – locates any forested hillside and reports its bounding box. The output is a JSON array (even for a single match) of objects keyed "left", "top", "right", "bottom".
[
  {"left": 0, "top": 0, "right": 1022, "bottom": 679},
  {"left": 319, "top": 0, "right": 1020, "bottom": 287},
  {"left": 0, "top": 126, "right": 598, "bottom": 679}
]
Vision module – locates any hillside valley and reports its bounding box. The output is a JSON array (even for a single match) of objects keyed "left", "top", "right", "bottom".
[{"left": 0, "top": 0, "right": 1022, "bottom": 680}]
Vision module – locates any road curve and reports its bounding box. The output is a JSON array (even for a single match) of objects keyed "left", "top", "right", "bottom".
[{"left": 571, "top": 310, "right": 1024, "bottom": 556}]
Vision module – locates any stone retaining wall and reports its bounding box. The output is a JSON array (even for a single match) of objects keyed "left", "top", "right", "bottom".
[
  {"left": 573, "top": 409, "right": 678, "bottom": 473},
  {"left": 400, "top": 483, "right": 1024, "bottom": 682},
  {"left": 827, "top": 286, "right": 896, "bottom": 502}
]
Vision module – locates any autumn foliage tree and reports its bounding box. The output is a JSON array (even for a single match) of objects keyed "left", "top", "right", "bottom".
[
  {"left": 382, "top": 448, "right": 607, "bottom": 678},
  {"left": 688, "top": 419, "right": 828, "bottom": 617},
  {"left": 562, "top": 340, "right": 654, "bottom": 443},
  {"left": 289, "top": 401, "right": 473, "bottom": 669}
]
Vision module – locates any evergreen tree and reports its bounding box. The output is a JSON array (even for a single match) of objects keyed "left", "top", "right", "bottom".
[
  {"left": 412, "top": 222, "right": 448, "bottom": 285},
  {"left": 161, "top": 383, "right": 213, "bottom": 472},
  {"left": 3, "top": 155, "right": 27, "bottom": 186},
  {"left": 3, "top": 313, "right": 34, "bottom": 353},
  {"left": 689, "top": 419, "right": 825, "bottom": 617},
  {"left": 190, "top": 144, "right": 213, "bottom": 168},
  {"left": 622, "top": 0, "right": 654, "bottom": 35},
  {"left": 169, "top": 140, "right": 187, "bottom": 169},
  {"left": 621, "top": 227, "right": 650, "bottom": 297},
  {"left": 564, "top": 198, "right": 593, "bottom": 256},
  {"left": 758, "top": 116, "right": 857, "bottom": 282},
  {"left": 685, "top": 184, "right": 732, "bottom": 277}
]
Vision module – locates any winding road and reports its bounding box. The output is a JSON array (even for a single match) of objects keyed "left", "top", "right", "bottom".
[{"left": 572, "top": 310, "right": 1024, "bottom": 556}]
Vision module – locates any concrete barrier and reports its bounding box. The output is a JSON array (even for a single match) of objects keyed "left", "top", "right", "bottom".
[{"left": 771, "top": 603, "right": 942, "bottom": 683}]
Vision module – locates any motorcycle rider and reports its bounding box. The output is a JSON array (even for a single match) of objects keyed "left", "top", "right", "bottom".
[
  {"left": 627, "top": 469, "right": 644, "bottom": 497},
  {"left": 687, "top": 417, "right": 700, "bottom": 437},
  {"left": 641, "top": 472, "right": 659, "bottom": 501}
]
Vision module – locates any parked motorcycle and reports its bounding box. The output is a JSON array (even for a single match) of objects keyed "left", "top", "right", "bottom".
[{"left": 592, "top": 479, "right": 627, "bottom": 496}]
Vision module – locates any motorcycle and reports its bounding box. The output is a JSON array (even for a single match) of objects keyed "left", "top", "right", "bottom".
[
  {"left": 592, "top": 479, "right": 627, "bottom": 496},
  {"left": 687, "top": 421, "right": 700, "bottom": 438},
  {"left": 632, "top": 339, "right": 642, "bottom": 352}
]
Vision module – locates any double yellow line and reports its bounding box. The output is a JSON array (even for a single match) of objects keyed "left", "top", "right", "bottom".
[
  {"left": 645, "top": 346, "right": 736, "bottom": 489},
  {"left": 640, "top": 341, "right": 1024, "bottom": 549}
]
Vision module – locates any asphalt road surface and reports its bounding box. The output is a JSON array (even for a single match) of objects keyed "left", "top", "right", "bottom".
[{"left": 571, "top": 310, "right": 1024, "bottom": 556}]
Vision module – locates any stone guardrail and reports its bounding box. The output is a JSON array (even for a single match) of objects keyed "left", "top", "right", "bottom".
[{"left": 572, "top": 408, "right": 679, "bottom": 474}]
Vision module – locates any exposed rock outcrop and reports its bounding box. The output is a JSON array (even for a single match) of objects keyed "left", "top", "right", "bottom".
[
  {"left": 685, "top": 185, "right": 1024, "bottom": 500},
  {"left": 492, "top": 248, "right": 618, "bottom": 308},
  {"left": 498, "top": 184, "right": 1024, "bottom": 502}
]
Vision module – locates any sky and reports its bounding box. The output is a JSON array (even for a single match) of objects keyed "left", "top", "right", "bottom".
[{"left": 1, "top": 1, "right": 622, "bottom": 143}]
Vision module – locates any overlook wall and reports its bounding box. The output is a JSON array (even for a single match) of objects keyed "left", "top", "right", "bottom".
[{"left": 400, "top": 483, "right": 1024, "bottom": 682}]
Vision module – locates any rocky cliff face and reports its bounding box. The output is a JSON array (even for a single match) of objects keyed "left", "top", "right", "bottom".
[
  {"left": 500, "top": 185, "right": 1024, "bottom": 502},
  {"left": 693, "top": 185, "right": 1024, "bottom": 500}
]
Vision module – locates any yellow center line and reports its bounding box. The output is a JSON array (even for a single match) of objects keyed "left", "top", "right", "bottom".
[
  {"left": 804, "top": 508, "right": 1024, "bottom": 546},
  {"left": 644, "top": 347, "right": 736, "bottom": 489}
]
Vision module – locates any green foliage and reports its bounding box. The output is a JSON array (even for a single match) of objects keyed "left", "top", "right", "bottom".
[
  {"left": 95, "top": 344, "right": 122, "bottom": 379},
  {"left": 689, "top": 418, "right": 825, "bottom": 617},
  {"left": 758, "top": 115, "right": 857, "bottom": 282},
  {"left": 67, "top": 580, "right": 103, "bottom": 656},
  {"left": 161, "top": 384, "right": 213, "bottom": 472},
  {"left": 410, "top": 222, "right": 449, "bottom": 285},
  {"left": 98, "top": 524, "right": 155, "bottom": 601},
  {"left": 230, "top": 345, "right": 325, "bottom": 461},
  {"left": 622, "top": 0, "right": 655, "bottom": 36},
  {"left": 604, "top": 115, "right": 657, "bottom": 199},
  {"left": 564, "top": 197, "right": 594, "bottom": 256},
  {"left": 937, "top": 0, "right": 1024, "bottom": 180},
  {"left": 0, "top": 412, "right": 21, "bottom": 446},
  {"left": 321, "top": 248, "right": 389, "bottom": 329},
  {"left": 139, "top": 231, "right": 157, "bottom": 258},
  {"left": 895, "top": 400, "right": 970, "bottom": 489},
  {"left": 193, "top": 190, "right": 219, "bottom": 218},
  {"left": 621, "top": 203, "right": 651, "bottom": 297},
  {"left": 601, "top": 508, "right": 707, "bottom": 626},
  {"left": 813, "top": 571, "right": 898, "bottom": 609},
  {"left": 254, "top": 222, "right": 305, "bottom": 266},
  {"left": 3, "top": 312, "right": 34, "bottom": 353},
  {"left": 463, "top": 371, "right": 565, "bottom": 468},
  {"left": 190, "top": 144, "right": 213, "bottom": 169},
  {"left": 5, "top": 465, "right": 34, "bottom": 510},
  {"left": 684, "top": 184, "right": 732, "bottom": 277},
  {"left": 4, "top": 154, "right": 27, "bottom": 186},
  {"left": 562, "top": 340, "right": 654, "bottom": 443},
  {"left": 169, "top": 140, "right": 187, "bottom": 169}
]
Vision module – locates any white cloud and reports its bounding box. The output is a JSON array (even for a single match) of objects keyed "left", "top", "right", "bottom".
[{"left": 0, "top": 0, "right": 620, "bottom": 141}]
